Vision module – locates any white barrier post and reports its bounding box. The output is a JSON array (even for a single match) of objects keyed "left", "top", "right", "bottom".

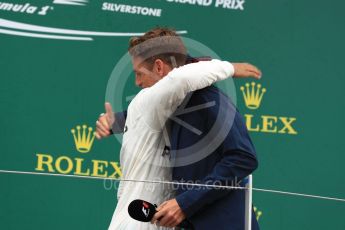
[{"left": 245, "top": 174, "right": 253, "bottom": 230}]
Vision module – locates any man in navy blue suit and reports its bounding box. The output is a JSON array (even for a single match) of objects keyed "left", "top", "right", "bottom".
[
  {"left": 153, "top": 86, "right": 259, "bottom": 230},
  {"left": 95, "top": 27, "right": 260, "bottom": 230},
  {"left": 149, "top": 56, "right": 260, "bottom": 230}
]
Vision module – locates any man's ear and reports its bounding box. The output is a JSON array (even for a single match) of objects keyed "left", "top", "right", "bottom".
[
  {"left": 153, "top": 59, "right": 165, "bottom": 77},
  {"left": 153, "top": 59, "right": 173, "bottom": 78}
]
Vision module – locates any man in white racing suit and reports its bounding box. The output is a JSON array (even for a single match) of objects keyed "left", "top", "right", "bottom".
[{"left": 95, "top": 28, "right": 261, "bottom": 230}]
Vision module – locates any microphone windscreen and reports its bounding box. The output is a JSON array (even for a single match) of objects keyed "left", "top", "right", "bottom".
[{"left": 128, "top": 199, "right": 157, "bottom": 222}]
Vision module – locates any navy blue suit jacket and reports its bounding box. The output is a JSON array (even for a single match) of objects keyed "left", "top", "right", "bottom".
[
  {"left": 169, "top": 85, "right": 259, "bottom": 230},
  {"left": 113, "top": 86, "right": 259, "bottom": 230}
]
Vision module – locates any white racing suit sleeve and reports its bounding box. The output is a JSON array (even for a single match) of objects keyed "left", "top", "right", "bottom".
[{"left": 136, "top": 59, "right": 235, "bottom": 131}]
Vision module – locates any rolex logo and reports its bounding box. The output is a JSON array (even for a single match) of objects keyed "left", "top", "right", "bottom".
[
  {"left": 71, "top": 125, "right": 96, "bottom": 153},
  {"left": 240, "top": 82, "right": 266, "bottom": 110},
  {"left": 240, "top": 82, "right": 298, "bottom": 135}
]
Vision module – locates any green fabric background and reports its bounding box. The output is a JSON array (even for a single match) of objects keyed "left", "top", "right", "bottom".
[{"left": 0, "top": 0, "right": 344, "bottom": 229}]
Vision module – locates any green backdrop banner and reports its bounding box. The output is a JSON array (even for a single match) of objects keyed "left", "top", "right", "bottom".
[{"left": 1, "top": 0, "right": 344, "bottom": 229}]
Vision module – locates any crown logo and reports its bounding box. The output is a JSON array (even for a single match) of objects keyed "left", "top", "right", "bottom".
[
  {"left": 240, "top": 82, "right": 266, "bottom": 110},
  {"left": 71, "top": 125, "right": 96, "bottom": 153},
  {"left": 254, "top": 206, "right": 263, "bottom": 221}
]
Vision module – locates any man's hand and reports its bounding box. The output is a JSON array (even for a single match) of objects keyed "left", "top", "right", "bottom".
[
  {"left": 95, "top": 102, "right": 115, "bottom": 139},
  {"left": 151, "top": 199, "right": 186, "bottom": 228},
  {"left": 232, "top": 63, "right": 262, "bottom": 79}
]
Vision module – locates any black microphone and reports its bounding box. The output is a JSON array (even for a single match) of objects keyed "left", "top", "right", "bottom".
[
  {"left": 128, "top": 199, "right": 157, "bottom": 222},
  {"left": 128, "top": 199, "right": 193, "bottom": 229}
]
